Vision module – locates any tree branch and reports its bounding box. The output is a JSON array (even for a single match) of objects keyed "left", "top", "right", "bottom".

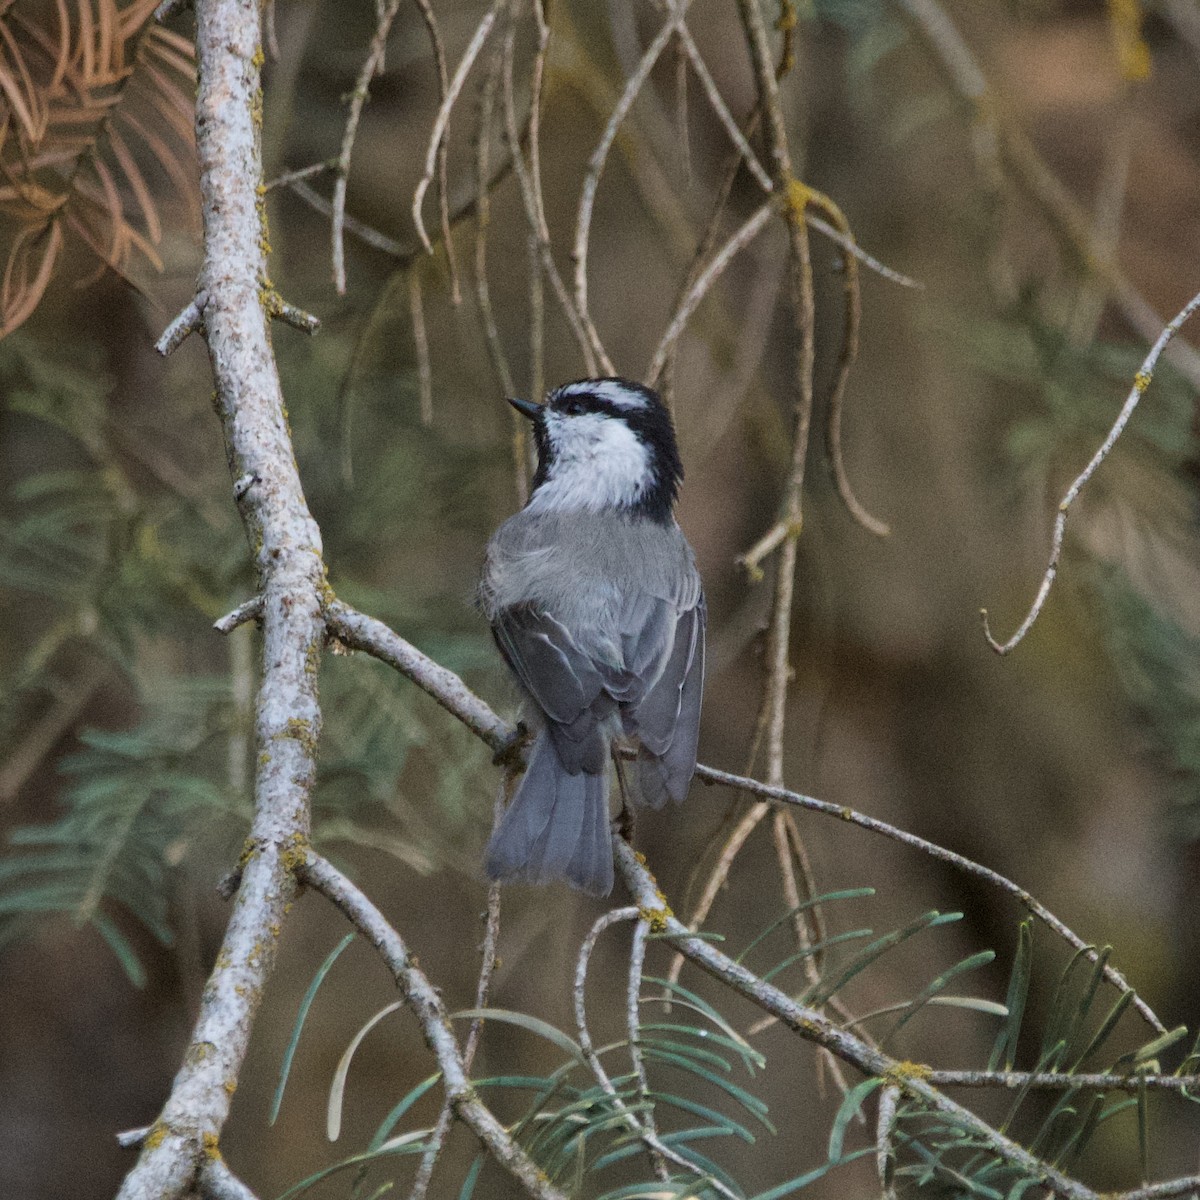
[
  {"left": 116, "top": 1, "right": 326, "bottom": 1196},
  {"left": 296, "top": 851, "right": 568, "bottom": 1200}
]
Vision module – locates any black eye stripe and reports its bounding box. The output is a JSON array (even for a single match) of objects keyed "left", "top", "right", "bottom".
[{"left": 551, "top": 394, "right": 606, "bottom": 417}]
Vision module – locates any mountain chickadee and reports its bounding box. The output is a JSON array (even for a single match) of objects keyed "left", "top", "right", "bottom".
[{"left": 480, "top": 377, "right": 706, "bottom": 896}]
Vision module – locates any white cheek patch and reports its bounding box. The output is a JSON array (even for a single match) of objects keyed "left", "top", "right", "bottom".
[{"left": 529, "top": 413, "right": 651, "bottom": 514}]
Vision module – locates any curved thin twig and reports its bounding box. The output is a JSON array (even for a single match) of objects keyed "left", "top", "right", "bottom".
[
  {"left": 331, "top": 0, "right": 405, "bottom": 294},
  {"left": 572, "top": 906, "right": 737, "bottom": 1197},
  {"left": 406, "top": 783, "right": 507, "bottom": 1200},
  {"left": 412, "top": 0, "right": 504, "bottom": 255},
  {"left": 982, "top": 287, "right": 1200, "bottom": 654},
  {"left": 806, "top": 186, "right": 890, "bottom": 537},
  {"left": 572, "top": 0, "right": 695, "bottom": 372}
]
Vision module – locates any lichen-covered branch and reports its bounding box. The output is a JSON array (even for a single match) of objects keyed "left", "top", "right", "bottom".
[{"left": 115, "top": 2, "right": 326, "bottom": 1197}]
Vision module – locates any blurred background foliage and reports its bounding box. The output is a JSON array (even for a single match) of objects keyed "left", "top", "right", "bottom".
[{"left": 1, "top": 0, "right": 1199, "bottom": 1196}]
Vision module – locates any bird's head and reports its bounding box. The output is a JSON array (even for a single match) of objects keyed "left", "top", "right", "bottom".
[{"left": 509, "top": 377, "right": 683, "bottom": 523}]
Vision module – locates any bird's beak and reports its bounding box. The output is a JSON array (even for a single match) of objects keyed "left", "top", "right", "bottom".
[{"left": 507, "top": 396, "right": 543, "bottom": 421}]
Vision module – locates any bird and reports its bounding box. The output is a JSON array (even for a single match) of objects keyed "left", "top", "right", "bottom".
[{"left": 479, "top": 377, "right": 706, "bottom": 896}]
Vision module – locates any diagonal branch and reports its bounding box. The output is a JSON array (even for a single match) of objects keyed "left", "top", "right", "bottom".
[{"left": 298, "top": 851, "right": 567, "bottom": 1200}]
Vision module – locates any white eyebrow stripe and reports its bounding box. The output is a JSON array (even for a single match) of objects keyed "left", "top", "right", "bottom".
[{"left": 557, "top": 379, "right": 649, "bottom": 410}]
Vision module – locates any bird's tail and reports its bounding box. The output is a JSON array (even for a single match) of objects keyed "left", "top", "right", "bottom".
[{"left": 485, "top": 731, "right": 614, "bottom": 896}]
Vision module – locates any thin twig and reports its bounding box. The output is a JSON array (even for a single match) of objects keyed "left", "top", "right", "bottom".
[
  {"left": 626, "top": 917, "right": 667, "bottom": 1179},
  {"left": 877, "top": 1083, "right": 899, "bottom": 1200},
  {"left": 572, "top": 1, "right": 696, "bottom": 373},
  {"left": 664, "top": 8, "right": 772, "bottom": 193},
  {"left": 572, "top": 907, "right": 737, "bottom": 1197},
  {"left": 807, "top": 186, "right": 890, "bottom": 538},
  {"left": 407, "top": 781, "right": 508, "bottom": 1200},
  {"left": 409, "top": 266, "right": 433, "bottom": 426},
  {"left": 923, "top": 1069, "right": 1200, "bottom": 1094},
  {"left": 807, "top": 213, "right": 923, "bottom": 290},
  {"left": 500, "top": 9, "right": 599, "bottom": 375},
  {"left": 981, "top": 287, "right": 1200, "bottom": 654},
  {"left": 156, "top": 290, "right": 207, "bottom": 355},
  {"left": 615, "top": 840, "right": 1103, "bottom": 1200},
  {"left": 319, "top": 598, "right": 1171, "bottom": 1037},
  {"left": 413, "top": 0, "right": 460, "bottom": 304},
  {"left": 690, "top": 763, "right": 1168, "bottom": 1037},
  {"left": 290, "top": 179, "right": 408, "bottom": 259},
  {"left": 413, "top": 1, "right": 504, "bottom": 255},
  {"left": 324, "top": 599, "right": 513, "bottom": 754},
  {"left": 645, "top": 199, "right": 775, "bottom": 384},
  {"left": 299, "top": 852, "right": 567, "bottom": 1200},
  {"left": 214, "top": 594, "right": 264, "bottom": 634},
  {"left": 472, "top": 30, "right": 518, "bottom": 400},
  {"left": 263, "top": 161, "right": 332, "bottom": 192},
  {"left": 331, "top": 0, "right": 406, "bottom": 294},
  {"left": 264, "top": 291, "right": 320, "bottom": 335}
]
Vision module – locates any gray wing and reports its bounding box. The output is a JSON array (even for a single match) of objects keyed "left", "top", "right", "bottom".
[
  {"left": 623, "top": 595, "right": 705, "bottom": 808},
  {"left": 492, "top": 605, "right": 630, "bottom": 773},
  {"left": 493, "top": 570, "right": 704, "bottom": 797}
]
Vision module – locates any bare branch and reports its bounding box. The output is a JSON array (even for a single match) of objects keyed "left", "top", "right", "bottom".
[
  {"left": 500, "top": 11, "right": 600, "bottom": 376},
  {"left": 324, "top": 599, "right": 513, "bottom": 754},
  {"left": 807, "top": 186, "right": 890, "bottom": 538},
  {"left": 645, "top": 199, "right": 775, "bottom": 385},
  {"left": 691, "top": 763, "right": 1168, "bottom": 1037},
  {"left": 407, "top": 780, "right": 507, "bottom": 1200},
  {"left": 298, "top": 852, "right": 568, "bottom": 1200},
  {"left": 571, "top": 906, "right": 737, "bottom": 1197},
  {"left": 876, "top": 1083, "right": 899, "bottom": 1200},
  {"left": 213, "top": 595, "right": 263, "bottom": 634},
  {"left": 982, "top": 287, "right": 1200, "bottom": 654},
  {"left": 409, "top": 266, "right": 433, "bottom": 425},
  {"left": 614, "top": 839, "right": 1103, "bottom": 1200},
  {"left": 115, "top": 2, "right": 326, "bottom": 1194},
  {"left": 156, "top": 290, "right": 207, "bottom": 355},
  {"left": 330, "top": 598, "right": 1169, "bottom": 1039}
]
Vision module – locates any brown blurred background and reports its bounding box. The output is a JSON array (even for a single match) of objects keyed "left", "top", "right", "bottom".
[{"left": 2, "top": 0, "right": 1199, "bottom": 1196}]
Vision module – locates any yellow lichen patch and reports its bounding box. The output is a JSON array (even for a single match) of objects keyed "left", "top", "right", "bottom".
[
  {"left": 305, "top": 636, "right": 322, "bottom": 676},
  {"left": 202, "top": 1130, "right": 221, "bottom": 1161},
  {"left": 639, "top": 905, "right": 673, "bottom": 934},
  {"left": 251, "top": 44, "right": 265, "bottom": 70},
  {"left": 883, "top": 1060, "right": 933, "bottom": 1088},
  {"left": 275, "top": 718, "right": 318, "bottom": 757},
  {"left": 1134, "top": 370, "right": 1152, "bottom": 393},
  {"left": 281, "top": 832, "right": 311, "bottom": 875},
  {"left": 144, "top": 1122, "right": 167, "bottom": 1150},
  {"left": 224, "top": 1078, "right": 238, "bottom": 1096},
  {"left": 784, "top": 177, "right": 811, "bottom": 220}
]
